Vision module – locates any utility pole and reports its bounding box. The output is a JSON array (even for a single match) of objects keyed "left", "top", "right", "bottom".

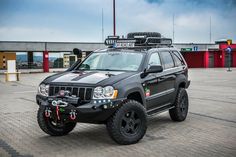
[
  {"left": 113, "top": 0, "right": 116, "bottom": 36},
  {"left": 210, "top": 16, "right": 212, "bottom": 43},
  {"left": 173, "top": 14, "right": 175, "bottom": 43},
  {"left": 102, "top": 8, "right": 104, "bottom": 42}
]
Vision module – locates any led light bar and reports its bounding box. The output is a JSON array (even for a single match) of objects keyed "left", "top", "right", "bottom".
[
  {"left": 104, "top": 35, "right": 172, "bottom": 48},
  {"left": 115, "top": 40, "right": 135, "bottom": 48},
  {"left": 105, "top": 37, "right": 136, "bottom": 48}
]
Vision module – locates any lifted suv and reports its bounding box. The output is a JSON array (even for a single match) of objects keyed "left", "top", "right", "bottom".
[{"left": 36, "top": 32, "right": 190, "bottom": 145}]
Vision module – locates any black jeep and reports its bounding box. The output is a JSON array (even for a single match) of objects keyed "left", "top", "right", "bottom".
[{"left": 36, "top": 32, "right": 190, "bottom": 145}]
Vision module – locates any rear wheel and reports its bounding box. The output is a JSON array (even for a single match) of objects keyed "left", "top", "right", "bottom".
[
  {"left": 37, "top": 106, "right": 76, "bottom": 136},
  {"left": 169, "top": 88, "right": 189, "bottom": 121},
  {"left": 106, "top": 100, "right": 147, "bottom": 145}
]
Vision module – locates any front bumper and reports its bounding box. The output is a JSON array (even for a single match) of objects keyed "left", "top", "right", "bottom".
[{"left": 36, "top": 94, "right": 125, "bottom": 123}]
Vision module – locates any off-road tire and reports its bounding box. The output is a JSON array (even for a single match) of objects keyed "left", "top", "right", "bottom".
[
  {"left": 127, "top": 32, "right": 161, "bottom": 38},
  {"left": 106, "top": 100, "right": 147, "bottom": 145},
  {"left": 169, "top": 88, "right": 189, "bottom": 121},
  {"left": 37, "top": 106, "right": 76, "bottom": 136}
]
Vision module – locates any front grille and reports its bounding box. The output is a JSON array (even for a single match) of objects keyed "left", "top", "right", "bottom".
[{"left": 49, "top": 85, "right": 93, "bottom": 101}]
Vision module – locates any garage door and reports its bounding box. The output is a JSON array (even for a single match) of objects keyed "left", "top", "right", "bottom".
[{"left": 209, "top": 52, "right": 214, "bottom": 68}]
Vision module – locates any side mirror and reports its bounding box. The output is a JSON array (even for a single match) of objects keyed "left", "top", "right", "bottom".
[
  {"left": 140, "top": 65, "right": 163, "bottom": 78},
  {"left": 146, "top": 65, "right": 163, "bottom": 73}
]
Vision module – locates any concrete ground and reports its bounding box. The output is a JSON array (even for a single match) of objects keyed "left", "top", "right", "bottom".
[{"left": 0, "top": 68, "right": 236, "bottom": 157}]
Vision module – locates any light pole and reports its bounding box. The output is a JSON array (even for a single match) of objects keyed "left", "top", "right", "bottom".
[
  {"left": 113, "top": 0, "right": 116, "bottom": 36},
  {"left": 102, "top": 8, "right": 104, "bottom": 41}
]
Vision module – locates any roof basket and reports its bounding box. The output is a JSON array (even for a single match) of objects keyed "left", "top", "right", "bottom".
[{"left": 104, "top": 35, "right": 172, "bottom": 48}]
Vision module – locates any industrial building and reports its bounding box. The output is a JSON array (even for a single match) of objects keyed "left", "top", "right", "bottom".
[
  {"left": 180, "top": 42, "right": 236, "bottom": 68},
  {"left": 0, "top": 41, "right": 235, "bottom": 72}
]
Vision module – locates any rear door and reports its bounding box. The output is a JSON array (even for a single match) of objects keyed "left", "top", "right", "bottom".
[{"left": 157, "top": 50, "right": 176, "bottom": 105}]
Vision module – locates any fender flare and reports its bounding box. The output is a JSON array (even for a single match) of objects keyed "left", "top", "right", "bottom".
[{"left": 124, "top": 87, "right": 146, "bottom": 108}]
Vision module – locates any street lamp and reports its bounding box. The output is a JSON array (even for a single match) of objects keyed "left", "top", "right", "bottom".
[{"left": 113, "top": 0, "right": 116, "bottom": 36}]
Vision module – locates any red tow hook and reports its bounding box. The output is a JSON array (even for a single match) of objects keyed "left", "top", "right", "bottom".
[
  {"left": 56, "top": 105, "right": 60, "bottom": 121},
  {"left": 45, "top": 108, "right": 51, "bottom": 118},
  {"left": 69, "top": 110, "right": 77, "bottom": 120}
]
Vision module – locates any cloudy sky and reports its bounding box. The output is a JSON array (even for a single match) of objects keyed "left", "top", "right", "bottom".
[{"left": 0, "top": 0, "right": 235, "bottom": 43}]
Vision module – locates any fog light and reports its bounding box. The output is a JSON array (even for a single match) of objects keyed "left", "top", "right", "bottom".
[{"left": 103, "top": 105, "right": 108, "bottom": 109}]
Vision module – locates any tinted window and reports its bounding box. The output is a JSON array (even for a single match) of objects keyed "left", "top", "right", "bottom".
[
  {"left": 160, "top": 51, "right": 174, "bottom": 69},
  {"left": 148, "top": 53, "right": 161, "bottom": 67},
  {"left": 172, "top": 52, "right": 182, "bottom": 67},
  {"left": 172, "top": 51, "right": 184, "bottom": 66}
]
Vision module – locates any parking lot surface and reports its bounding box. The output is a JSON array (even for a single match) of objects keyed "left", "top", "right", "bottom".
[{"left": 0, "top": 68, "right": 236, "bottom": 157}]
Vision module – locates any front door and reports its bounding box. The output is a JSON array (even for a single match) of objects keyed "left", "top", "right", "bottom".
[{"left": 142, "top": 52, "right": 166, "bottom": 110}]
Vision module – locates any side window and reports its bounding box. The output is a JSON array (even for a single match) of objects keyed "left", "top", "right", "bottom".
[
  {"left": 159, "top": 51, "right": 174, "bottom": 69},
  {"left": 172, "top": 51, "right": 185, "bottom": 67},
  {"left": 172, "top": 51, "right": 183, "bottom": 67},
  {"left": 148, "top": 53, "right": 161, "bottom": 67}
]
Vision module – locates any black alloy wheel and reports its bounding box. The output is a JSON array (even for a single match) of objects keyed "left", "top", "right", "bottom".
[
  {"left": 107, "top": 100, "right": 147, "bottom": 145},
  {"left": 120, "top": 110, "right": 141, "bottom": 136}
]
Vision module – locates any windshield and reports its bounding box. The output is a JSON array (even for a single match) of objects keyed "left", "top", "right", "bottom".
[{"left": 76, "top": 51, "right": 144, "bottom": 71}]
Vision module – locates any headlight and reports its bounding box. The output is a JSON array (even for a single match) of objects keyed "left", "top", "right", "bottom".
[
  {"left": 38, "top": 84, "right": 49, "bottom": 96},
  {"left": 93, "top": 86, "right": 118, "bottom": 99}
]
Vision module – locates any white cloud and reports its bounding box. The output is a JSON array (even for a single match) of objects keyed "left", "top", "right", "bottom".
[
  {"left": 0, "top": 27, "right": 80, "bottom": 42},
  {"left": 0, "top": 0, "right": 235, "bottom": 43}
]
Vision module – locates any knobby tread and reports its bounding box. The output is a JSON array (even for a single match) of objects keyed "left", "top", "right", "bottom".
[
  {"left": 106, "top": 100, "right": 147, "bottom": 145},
  {"left": 169, "top": 88, "right": 189, "bottom": 121},
  {"left": 127, "top": 32, "right": 161, "bottom": 38},
  {"left": 37, "top": 106, "right": 76, "bottom": 136}
]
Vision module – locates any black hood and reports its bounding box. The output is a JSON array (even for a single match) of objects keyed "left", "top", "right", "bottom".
[{"left": 43, "top": 70, "right": 137, "bottom": 86}]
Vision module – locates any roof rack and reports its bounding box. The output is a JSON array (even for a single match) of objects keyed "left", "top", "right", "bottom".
[{"left": 104, "top": 35, "right": 172, "bottom": 49}]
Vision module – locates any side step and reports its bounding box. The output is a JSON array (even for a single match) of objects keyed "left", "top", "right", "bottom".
[{"left": 147, "top": 103, "right": 174, "bottom": 116}]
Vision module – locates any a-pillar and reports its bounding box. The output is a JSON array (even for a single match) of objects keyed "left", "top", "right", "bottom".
[
  {"left": 203, "top": 51, "right": 209, "bottom": 68},
  {"left": 43, "top": 51, "right": 49, "bottom": 72},
  {"left": 28, "top": 51, "right": 33, "bottom": 69}
]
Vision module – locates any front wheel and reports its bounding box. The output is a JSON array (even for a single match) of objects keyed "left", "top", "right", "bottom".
[
  {"left": 106, "top": 100, "right": 147, "bottom": 145},
  {"left": 169, "top": 88, "right": 189, "bottom": 122},
  {"left": 37, "top": 106, "right": 76, "bottom": 136}
]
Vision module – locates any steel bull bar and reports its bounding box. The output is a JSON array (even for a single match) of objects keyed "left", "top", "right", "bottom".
[{"left": 37, "top": 94, "right": 125, "bottom": 123}]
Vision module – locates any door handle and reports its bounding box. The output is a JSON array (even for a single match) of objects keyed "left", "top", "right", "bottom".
[{"left": 158, "top": 76, "right": 167, "bottom": 81}]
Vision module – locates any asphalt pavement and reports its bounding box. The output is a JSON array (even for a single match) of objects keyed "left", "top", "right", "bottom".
[{"left": 0, "top": 68, "right": 236, "bottom": 157}]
